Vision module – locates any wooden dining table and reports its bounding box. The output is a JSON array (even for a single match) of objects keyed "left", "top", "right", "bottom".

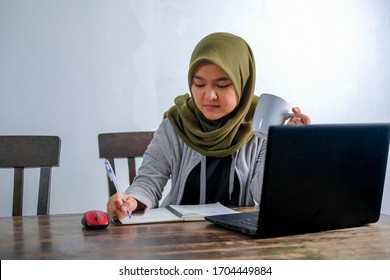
[{"left": 1, "top": 207, "right": 390, "bottom": 260}]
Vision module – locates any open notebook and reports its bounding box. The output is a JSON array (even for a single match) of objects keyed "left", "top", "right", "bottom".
[
  {"left": 205, "top": 123, "right": 390, "bottom": 238},
  {"left": 113, "top": 202, "right": 237, "bottom": 225}
]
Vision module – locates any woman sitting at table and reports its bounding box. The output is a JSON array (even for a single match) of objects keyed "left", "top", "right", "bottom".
[{"left": 107, "top": 32, "right": 310, "bottom": 219}]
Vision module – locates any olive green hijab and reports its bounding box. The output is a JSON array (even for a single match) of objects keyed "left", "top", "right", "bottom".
[{"left": 164, "top": 32, "right": 259, "bottom": 157}]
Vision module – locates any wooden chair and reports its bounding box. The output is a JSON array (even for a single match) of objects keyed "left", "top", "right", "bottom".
[
  {"left": 98, "top": 131, "right": 154, "bottom": 197},
  {"left": 0, "top": 136, "right": 61, "bottom": 216}
]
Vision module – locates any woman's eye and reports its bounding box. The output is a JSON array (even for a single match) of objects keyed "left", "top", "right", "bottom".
[
  {"left": 217, "top": 84, "right": 231, "bottom": 89},
  {"left": 194, "top": 83, "right": 205, "bottom": 88}
]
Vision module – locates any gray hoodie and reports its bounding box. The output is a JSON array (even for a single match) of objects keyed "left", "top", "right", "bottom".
[{"left": 126, "top": 118, "right": 266, "bottom": 209}]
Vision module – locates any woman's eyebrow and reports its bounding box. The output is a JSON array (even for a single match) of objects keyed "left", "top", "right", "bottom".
[
  {"left": 193, "top": 75, "right": 230, "bottom": 82},
  {"left": 193, "top": 75, "right": 205, "bottom": 81},
  {"left": 215, "top": 77, "right": 230, "bottom": 82}
]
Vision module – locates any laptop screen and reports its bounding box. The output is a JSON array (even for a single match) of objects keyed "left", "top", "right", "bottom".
[{"left": 257, "top": 123, "right": 390, "bottom": 237}]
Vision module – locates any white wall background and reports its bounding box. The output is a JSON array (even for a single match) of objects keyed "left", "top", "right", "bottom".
[{"left": 1, "top": 0, "right": 389, "bottom": 217}]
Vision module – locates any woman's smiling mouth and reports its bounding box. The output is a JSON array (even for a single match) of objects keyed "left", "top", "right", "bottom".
[{"left": 203, "top": 104, "right": 220, "bottom": 110}]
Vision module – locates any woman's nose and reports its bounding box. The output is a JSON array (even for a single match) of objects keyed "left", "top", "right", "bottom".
[{"left": 204, "top": 87, "right": 217, "bottom": 99}]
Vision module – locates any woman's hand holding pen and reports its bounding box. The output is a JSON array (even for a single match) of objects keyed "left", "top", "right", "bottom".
[
  {"left": 107, "top": 193, "right": 138, "bottom": 220},
  {"left": 287, "top": 107, "right": 311, "bottom": 125}
]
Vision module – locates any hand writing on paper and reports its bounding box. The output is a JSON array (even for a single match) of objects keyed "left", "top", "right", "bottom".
[{"left": 107, "top": 193, "right": 141, "bottom": 220}]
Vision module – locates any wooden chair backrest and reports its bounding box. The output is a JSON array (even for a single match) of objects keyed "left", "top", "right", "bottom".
[
  {"left": 98, "top": 131, "right": 154, "bottom": 197},
  {"left": 0, "top": 136, "right": 61, "bottom": 216}
]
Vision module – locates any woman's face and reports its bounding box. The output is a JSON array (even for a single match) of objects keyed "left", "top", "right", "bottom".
[{"left": 191, "top": 62, "right": 239, "bottom": 121}]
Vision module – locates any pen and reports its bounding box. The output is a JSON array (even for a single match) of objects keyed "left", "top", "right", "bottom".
[{"left": 104, "top": 159, "right": 132, "bottom": 219}]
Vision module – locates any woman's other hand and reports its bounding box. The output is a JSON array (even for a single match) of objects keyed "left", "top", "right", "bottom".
[{"left": 287, "top": 107, "right": 311, "bottom": 125}]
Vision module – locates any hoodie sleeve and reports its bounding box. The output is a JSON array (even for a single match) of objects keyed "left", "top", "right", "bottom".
[{"left": 125, "top": 120, "right": 173, "bottom": 209}]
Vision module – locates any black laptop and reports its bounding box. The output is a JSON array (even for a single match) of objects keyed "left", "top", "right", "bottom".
[{"left": 205, "top": 123, "right": 390, "bottom": 238}]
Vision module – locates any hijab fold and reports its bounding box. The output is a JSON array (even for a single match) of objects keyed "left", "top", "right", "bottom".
[{"left": 164, "top": 32, "right": 258, "bottom": 157}]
